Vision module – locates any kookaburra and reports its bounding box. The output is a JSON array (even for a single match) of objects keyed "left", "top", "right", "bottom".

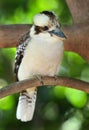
[{"left": 14, "top": 11, "right": 66, "bottom": 122}]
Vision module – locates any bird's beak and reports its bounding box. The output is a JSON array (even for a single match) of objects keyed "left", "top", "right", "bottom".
[{"left": 48, "top": 28, "right": 67, "bottom": 40}]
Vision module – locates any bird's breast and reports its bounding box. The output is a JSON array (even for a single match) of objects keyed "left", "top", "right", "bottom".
[{"left": 18, "top": 38, "right": 64, "bottom": 80}]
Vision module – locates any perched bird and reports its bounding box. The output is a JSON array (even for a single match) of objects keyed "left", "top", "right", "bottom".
[{"left": 14, "top": 11, "right": 66, "bottom": 122}]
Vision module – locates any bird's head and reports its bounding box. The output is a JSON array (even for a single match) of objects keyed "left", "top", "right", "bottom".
[{"left": 30, "top": 11, "right": 66, "bottom": 40}]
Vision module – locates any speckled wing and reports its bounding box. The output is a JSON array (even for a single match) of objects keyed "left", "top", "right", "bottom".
[{"left": 14, "top": 31, "right": 30, "bottom": 80}]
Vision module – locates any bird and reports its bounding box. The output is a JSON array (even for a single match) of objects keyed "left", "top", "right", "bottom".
[{"left": 14, "top": 10, "right": 66, "bottom": 122}]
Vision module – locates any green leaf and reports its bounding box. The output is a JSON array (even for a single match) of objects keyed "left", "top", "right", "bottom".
[
  {"left": 0, "top": 96, "right": 14, "bottom": 110},
  {"left": 60, "top": 52, "right": 86, "bottom": 78},
  {"left": 53, "top": 86, "right": 66, "bottom": 99},
  {"left": 0, "top": 48, "right": 16, "bottom": 83},
  {"left": 65, "top": 88, "right": 87, "bottom": 108},
  {"left": 81, "top": 64, "right": 89, "bottom": 82}
]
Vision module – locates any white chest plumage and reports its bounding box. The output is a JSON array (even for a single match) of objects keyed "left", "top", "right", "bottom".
[{"left": 18, "top": 34, "right": 64, "bottom": 80}]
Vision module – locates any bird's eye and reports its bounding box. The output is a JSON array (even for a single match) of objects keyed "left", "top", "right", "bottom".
[{"left": 43, "top": 26, "right": 48, "bottom": 31}]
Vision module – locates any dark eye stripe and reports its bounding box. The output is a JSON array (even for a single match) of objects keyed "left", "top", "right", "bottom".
[
  {"left": 35, "top": 25, "right": 49, "bottom": 34},
  {"left": 43, "top": 26, "right": 48, "bottom": 31},
  {"left": 35, "top": 26, "right": 41, "bottom": 34}
]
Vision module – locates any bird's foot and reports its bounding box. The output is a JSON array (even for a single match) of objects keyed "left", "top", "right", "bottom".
[
  {"left": 34, "top": 75, "right": 44, "bottom": 85},
  {"left": 54, "top": 75, "right": 59, "bottom": 81}
]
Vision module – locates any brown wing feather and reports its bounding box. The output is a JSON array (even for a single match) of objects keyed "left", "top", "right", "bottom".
[{"left": 14, "top": 31, "right": 30, "bottom": 80}]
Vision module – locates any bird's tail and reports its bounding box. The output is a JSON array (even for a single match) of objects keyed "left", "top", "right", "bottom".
[{"left": 16, "top": 87, "right": 37, "bottom": 122}]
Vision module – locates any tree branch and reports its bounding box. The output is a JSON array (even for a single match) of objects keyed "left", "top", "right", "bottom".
[
  {"left": 0, "top": 24, "right": 30, "bottom": 48},
  {"left": 66, "top": 0, "right": 89, "bottom": 24},
  {"left": 63, "top": 22, "right": 89, "bottom": 62},
  {"left": 0, "top": 23, "right": 89, "bottom": 62},
  {"left": 0, "top": 76, "right": 89, "bottom": 99}
]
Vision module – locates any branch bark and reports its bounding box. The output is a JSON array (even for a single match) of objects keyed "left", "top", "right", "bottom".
[
  {"left": 0, "top": 76, "right": 89, "bottom": 99},
  {"left": 66, "top": 0, "right": 89, "bottom": 23},
  {"left": 0, "top": 24, "right": 30, "bottom": 48},
  {"left": 63, "top": 22, "right": 89, "bottom": 62}
]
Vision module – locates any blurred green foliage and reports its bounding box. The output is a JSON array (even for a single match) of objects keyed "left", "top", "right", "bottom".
[
  {"left": 0, "top": 0, "right": 72, "bottom": 24},
  {"left": 0, "top": 0, "right": 89, "bottom": 130}
]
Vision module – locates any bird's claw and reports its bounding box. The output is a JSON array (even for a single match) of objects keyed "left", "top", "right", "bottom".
[
  {"left": 34, "top": 75, "right": 44, "bottom": 85},
  {"left": 54, "top": 75, "right": 58, "bottom": 81}
]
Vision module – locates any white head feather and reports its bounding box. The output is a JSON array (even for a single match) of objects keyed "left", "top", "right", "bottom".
[{"left": 33, "top": 14, "right": 49, "bottom": 26}]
